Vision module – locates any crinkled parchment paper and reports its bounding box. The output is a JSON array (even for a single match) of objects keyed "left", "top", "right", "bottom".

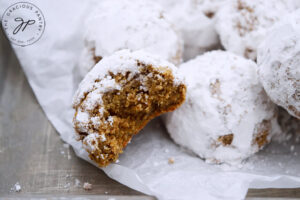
[{"left": 1, "top": 1, "right": 300, "bottom": 199}]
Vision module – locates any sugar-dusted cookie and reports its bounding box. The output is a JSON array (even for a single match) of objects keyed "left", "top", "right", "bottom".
[
  {"left": 153, "top": 0, "right": 225, "bottom": 60},
  {"left": 73, "top": 50, "right": 186, "bottom": 167},
  {"left": 257, "top": 9, "right": 300, "bottom": 119},
  {"left": 78, "top": 0, "right": 182, "bottom": 77},
  {"left": 165, "top": 51, "right": 279, "bottom": 164},
  {"left": 216, "top": 0, "right": 297, "bottom": 60}
]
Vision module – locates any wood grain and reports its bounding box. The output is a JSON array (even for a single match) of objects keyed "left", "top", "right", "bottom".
[
  {"left": 0, "top": 28, "right": 300, "bottom": 200},
  {"left": 0, "top": 29, "right": 153, "bottom": 199}
]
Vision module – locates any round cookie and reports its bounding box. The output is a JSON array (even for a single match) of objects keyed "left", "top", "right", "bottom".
[
  {"left": 164, "top": 51, "right": 279, "bottom": 164},
  {"left": 257, "top": 10, "right": 300, "bottom": 119},
  {"left": 78, "top": 0, "right": 182, "bottom": 78},
  {"left": 152, "top": 0, "right": 225, "bottom": 60},
  {"left": 73, "top": 50, "right": 186, "bottom": 167},
  {"left": 215, "top": 0, "right": 297, "bottom": 60}
]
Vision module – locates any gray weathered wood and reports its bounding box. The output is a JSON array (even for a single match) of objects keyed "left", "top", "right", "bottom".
[
  {"left": 0, "top": 29, "right": 153, "bottom": 198},
  {"left": 1, "top": 28, "right": 300, "bottom": 199}
]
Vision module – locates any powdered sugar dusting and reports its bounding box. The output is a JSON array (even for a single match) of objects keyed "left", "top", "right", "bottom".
[
  {"left": 99, "top": 133, "right": 106, "bottom": 142},
  {"left": 257, "top": 9, "right": 300, "bottom": 119},
  {"left": 73, "top": 49, "right": 183, "bottom": 108},
  {"left": 11, "top": 182, "right": 21, "bottom": 192},
  {"left": 83, "top": 182, "right": 92, "bottom": 190},
  {"left": 107, "top": 116, "right": 114, "bottom": 126},
  {"left": 165, "top": 51, "right": 280, "bottom": 165},
  {"left": 152, "top": 0, "right": 225, "bottom": 59},
  {"left": 77, "top": 0, "right": 182, "bottom": 77},
  {"left": 74, "top": 110, "right": 90, "bottom": 132},
  {"left": 216, "top": 0, "right": 298, "bottom": 60},
  {"left": 83, "top": 133, "right": 99, "bottom": 152},
  {"left": 73, "top": 49, "right": 184, "bottom": 155}
]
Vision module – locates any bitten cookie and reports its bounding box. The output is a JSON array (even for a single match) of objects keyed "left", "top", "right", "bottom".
[
  {"left": 215, "top": 0, "right": 298, "bottom": 60},
  {"left": 73, "top": 50, "right": 186, "bottom": 167},
  {"left": 164, "top": 51, "right": 279, "bottom": 164},
  {"left": 78, "top": 0, "right": 182, "bottom": 78},
  {"left": 257, "top": 10, "right": 300, "bottom": 119}
]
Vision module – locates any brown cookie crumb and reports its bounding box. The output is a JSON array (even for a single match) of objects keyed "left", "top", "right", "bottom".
[{"left": 168, "top": 158, "right": 175, "bottom": 164}]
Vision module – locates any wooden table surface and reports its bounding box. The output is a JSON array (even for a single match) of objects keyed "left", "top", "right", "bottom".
[{"left": 1, "top": 30, "right": 300, "bottom": 200}]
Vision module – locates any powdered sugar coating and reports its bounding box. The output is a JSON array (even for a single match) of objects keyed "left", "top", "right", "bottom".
[
  {"left": 257, "top": 10, "right": 300, "bottom": 119},
  {"left": 78, "top": 0, "right": 182, "bottom": 77},
  {"left": 73, "top": 49, "right": 184, "bottom": 151},
  {"left": 153, "top": 0, "right": 226, "bottom": 60},
  {"left": 216, "top": 0, "right": 298, "bottom": 60},
  {"left": 164, "top": 51, "right": 279, "bottom": 164}
]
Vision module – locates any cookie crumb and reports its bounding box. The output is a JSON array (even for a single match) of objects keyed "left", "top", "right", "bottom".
[
  {"left": 83, "top": 182, "right": 92, "bottom": 190},
  {"left": 13, "top": 182, "right": 21, "bottom": 192},
  {"left": 168, "top": 158, "right": 174, "bottom": 164}
]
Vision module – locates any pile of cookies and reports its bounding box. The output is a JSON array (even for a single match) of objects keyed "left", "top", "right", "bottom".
[{"left": 72, "top": 0, "right": 300, "bottom": 167}]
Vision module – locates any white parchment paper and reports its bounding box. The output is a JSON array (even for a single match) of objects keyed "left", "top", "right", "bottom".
[{"left": 1, "top": 1, "right": 300, "bottom": 199}]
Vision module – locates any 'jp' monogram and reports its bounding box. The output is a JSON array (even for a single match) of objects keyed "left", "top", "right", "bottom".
[{"left": 13, "top": 17, "right": 35, "bottom": 35}]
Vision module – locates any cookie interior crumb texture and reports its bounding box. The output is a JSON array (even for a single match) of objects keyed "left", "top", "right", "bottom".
[{"left": 73, "top": 50, "right": 186, "bottom": 167}]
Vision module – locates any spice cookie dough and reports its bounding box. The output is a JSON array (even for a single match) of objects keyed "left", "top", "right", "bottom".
[
  {"left": 73, "top": 50, "right": 186, "bottom": 167},
  {"left": 164, "top": 51, "right": 279, "bottom": 164}
]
